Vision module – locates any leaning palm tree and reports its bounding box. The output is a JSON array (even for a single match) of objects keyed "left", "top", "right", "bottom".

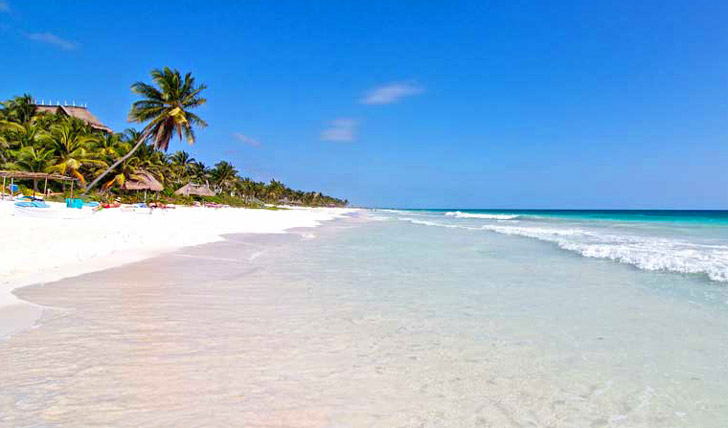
[{"left": 85, "top": 67, "right": 208, "bottom": 192}]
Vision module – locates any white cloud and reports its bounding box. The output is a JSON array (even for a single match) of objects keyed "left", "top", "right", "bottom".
[
  {"left": 25, "top": 32, "right": 78, "bottom": 50},
  {"left": 0, "top": 2, "right": 9, "bottom": 12},
  {"left": 361, "top": 82, "right": 424, "bottom": 105},
  {"left": 233, "top": 132, "right": 261, "bottom": 147},
  {"left": 321, "top": 119, "right": 357, "bottom": 142}
]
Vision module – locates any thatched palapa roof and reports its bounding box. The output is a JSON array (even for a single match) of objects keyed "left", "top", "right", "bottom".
[
  {"left": 35, "top": 104, "right": 112, "bottom": 133},
  {"left": 0, "top": 170, "right": 79, "bottom": 182},
  {"left": 122, "top": 170, "right": 163, "bottom": 192},
  {"left": 175, "top": 183, "right": 215, "bottom": 197}
]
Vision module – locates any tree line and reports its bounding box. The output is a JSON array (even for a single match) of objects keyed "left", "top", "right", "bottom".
[{"left": 0, "top": 68, "right": 348, "bottom": 207}]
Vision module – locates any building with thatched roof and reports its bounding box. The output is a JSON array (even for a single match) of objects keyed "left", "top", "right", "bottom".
[
  {"left": 34, "top": 103, "right": 112, "bottom": 133},
  {"left": 122, "top": 170, "right": 163, "bottom": 192},
  {"left": 175, "top": 183, "right": 215, "bottom": 197}
]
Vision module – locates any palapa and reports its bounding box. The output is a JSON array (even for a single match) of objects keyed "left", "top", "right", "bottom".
[
  {"left": 122, "top": 170, "right": 163, "bottom": 191},
  {"left": 175, "top": 183, "right": 215, "bottom": 197}
]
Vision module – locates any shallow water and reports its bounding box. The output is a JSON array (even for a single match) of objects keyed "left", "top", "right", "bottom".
[{"left": 1, "top": 214, "right": 728, "bottom": 427}]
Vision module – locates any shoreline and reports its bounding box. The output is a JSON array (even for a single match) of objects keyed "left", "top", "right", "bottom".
[{"left": 0, "top": 204, "right": 358, "bottom": 337}]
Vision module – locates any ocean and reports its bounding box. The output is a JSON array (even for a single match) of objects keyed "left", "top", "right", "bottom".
[
  {"left": 390, "top": 209, "right": 728, "bottom": 285},
  {"left": 1, "top": 210, "right": 727, "bottom": 426}
]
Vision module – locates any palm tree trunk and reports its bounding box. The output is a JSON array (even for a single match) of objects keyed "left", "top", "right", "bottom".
[{"left": 84, "top": 132, "right": 148, "bottom": 194}]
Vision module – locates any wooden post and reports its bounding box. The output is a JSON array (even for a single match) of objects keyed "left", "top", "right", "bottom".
[
  {"left": 2, "top": 176, "right": 5, "bottom": 200},
  {"left": 70, "top": 180, "right": 74, "bottom": 199},
  {"left": 43, "top": 176, "right": 48, "bottom": 198}
]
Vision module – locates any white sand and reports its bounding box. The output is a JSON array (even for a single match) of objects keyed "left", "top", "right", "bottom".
[{"left": 0, "top": 200, "right": 357, "bottom": 310}]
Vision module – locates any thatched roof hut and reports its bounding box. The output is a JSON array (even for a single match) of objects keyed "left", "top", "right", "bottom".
[
  {"left": 122, "top": 170, "right": 163, "bottom": 192},
  {"left": 175, "top": 183, "right": 215, "bottom": 197},
  {"left": 0, "top": 170, "right": 79, "bottom": 182},
  {"left": 34, "top": 104, "right": 112, "bottom": 133}
]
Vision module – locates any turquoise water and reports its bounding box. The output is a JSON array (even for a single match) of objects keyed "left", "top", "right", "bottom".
[
  {"left": 411, "top": 209, "right": 728, "bottom": 224},
  {"left": 383, "top": 209, "right": 728, "bottom": 285}
]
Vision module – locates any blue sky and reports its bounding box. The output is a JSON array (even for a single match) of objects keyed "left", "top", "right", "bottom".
[{"left": 1, "top": 1, "right": 728, "bottom": 208}]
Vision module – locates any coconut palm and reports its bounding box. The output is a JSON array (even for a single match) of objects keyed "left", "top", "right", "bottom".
[
  {"left": 0, "top": 120, "right": 26, "bottom": 164},
  {"left": 266, "top": 179, "right": 286, "bottom": 201},
  {"left": 86, "top": 67, "right": 208, "bottom": 192},
  {"left": 1, "top": 94, "right": 36, "bottom": 124},
  {"left": 189, "top": 161, "right": 210, "bottom": 185},
  {"left": 170, "top": 150, "right": 196, "bottom": 184},
  {"left": 4, "top": 146, "right": 54, "bottom": 192},
  {"left": 210, "top": 161, "right": 238, "bottom": 194},
  {"left": 0, "top": 122, "right": 41, "bottom": 152},
  {"left": 170, "top": 150, "right": 195, "bottom": 167},
  {"left": 97, "top": 132, "right": 127, "bottom": 161},
  {"left": 38, "top": 123, "right": 106, "bottom": 183}
]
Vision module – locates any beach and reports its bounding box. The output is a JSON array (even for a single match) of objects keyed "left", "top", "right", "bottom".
[
  {"left": 0, "top": 202, "right": 357, "bottom": 336},
  {"left": 1, "top": 209, "right": 728, "bottom": 426}
]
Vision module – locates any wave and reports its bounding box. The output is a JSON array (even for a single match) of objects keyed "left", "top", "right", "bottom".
[
  {"left": 445, "top": 211, "right": 520, "bottom": 220},
  {"left": 399, "top": 216, "right": 728, "bottom": 283},
  {"left": 379, "top": 209, "right": 411, "bottom": 215},
  {"left": 483, "top": 224, "right": 728, "bottom": 283},
  {"left": 399, "top": 218, "right": 464, "bottom": 229}
]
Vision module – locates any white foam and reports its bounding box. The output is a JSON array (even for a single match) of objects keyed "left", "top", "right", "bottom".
[
  {"left": 445, "top": 211, "right": 520, "bottom": 220},
  {"left": 481, "top": 224, "right": 728, "bottom": 283},
  {"left": 400, "top": 214, "right": 728, "bottom": 283},
  {"left": 400, "top": 218, "right": 469, "bottom": 229}
]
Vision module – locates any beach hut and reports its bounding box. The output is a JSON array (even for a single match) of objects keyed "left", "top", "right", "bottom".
[
  {"left": 0, "top": 170, "right": 80, "bottom": 199},
  {"left": 122, "top": 170, "right": 163, "bottom": 201},
  {"left": 175, "top": 183, "right": 215, "bottom": 197}
]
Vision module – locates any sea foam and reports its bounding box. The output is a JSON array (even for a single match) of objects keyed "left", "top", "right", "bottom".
[
  {"left": 445, "top": 211, "right": 520, "bottom": 220},
  {"left": 397, "top": 214, "right": 728, "bottom": 283}
]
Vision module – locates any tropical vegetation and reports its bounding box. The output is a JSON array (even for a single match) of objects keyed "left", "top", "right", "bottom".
[{"left": 0, "top": 69, "right": 348, "bottom": 207}]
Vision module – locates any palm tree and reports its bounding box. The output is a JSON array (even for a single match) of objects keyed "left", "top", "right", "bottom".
[
  {"left": 5, "top": 146, "right": 54, "bottom": 192},
  {"left": 170, "top": 150, "right": 195, "bottom": 167},
  {"left": 0, "top": 120, "right": 25, "bottom": 164},
  {"left": 86, "top": 67, "right": 208, "bottom": 192},
  {"left": 97, "top": 132, "right": 127, "bottom": 161},
  {"left": 38, "top": 122, "right": 106, "bottom": 183},
  {"left": 189, "top": 161, "right": 210, "bottom": 185},
  {"left": 266, "top": 179, "right": 286, "bottom": 202},
  {"left": 102, "top": 156, "right": 142, "bottom": 191},
  {"left": 210, "top": 161, "right": 238, "bottom": 194},
  {"left": 1, "top": 94, "right": 36, "bottom": 124},
  {"left": 170, "top": 150, "right": 196, "bottom": 184}
]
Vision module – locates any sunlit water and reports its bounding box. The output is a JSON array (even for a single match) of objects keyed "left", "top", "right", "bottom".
[{"left": 1, "top": 211, "right": 728, "bottom": 427}]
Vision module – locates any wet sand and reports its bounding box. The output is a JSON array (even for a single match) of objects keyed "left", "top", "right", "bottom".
[{"left": 0, "top": 230, "right": 324, "bottom": 427}]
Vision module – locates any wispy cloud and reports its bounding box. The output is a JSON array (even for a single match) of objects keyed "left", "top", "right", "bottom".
[
  {"left": 233, "top": 132, "right": 261, "bottom": 147},
  {"left": 321, "top": 119, "right": 358, "bottom": 142},
  {"left": 25, "top": 32, "right": 78, "bottom": 50},
  {"left": 0, "top": 2, "right": 10, "bottom": 12},
  {"left": 361, "top": 82, "right": 424, "bottom": 105}
]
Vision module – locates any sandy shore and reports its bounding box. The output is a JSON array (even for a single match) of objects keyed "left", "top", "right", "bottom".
[{"left": 0, "top": 201, "right": 357, "bottom": 335}]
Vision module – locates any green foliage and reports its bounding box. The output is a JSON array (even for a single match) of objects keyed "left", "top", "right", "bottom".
[{"left": 0, "top": 84, "right": 347, "bottom": 207}]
